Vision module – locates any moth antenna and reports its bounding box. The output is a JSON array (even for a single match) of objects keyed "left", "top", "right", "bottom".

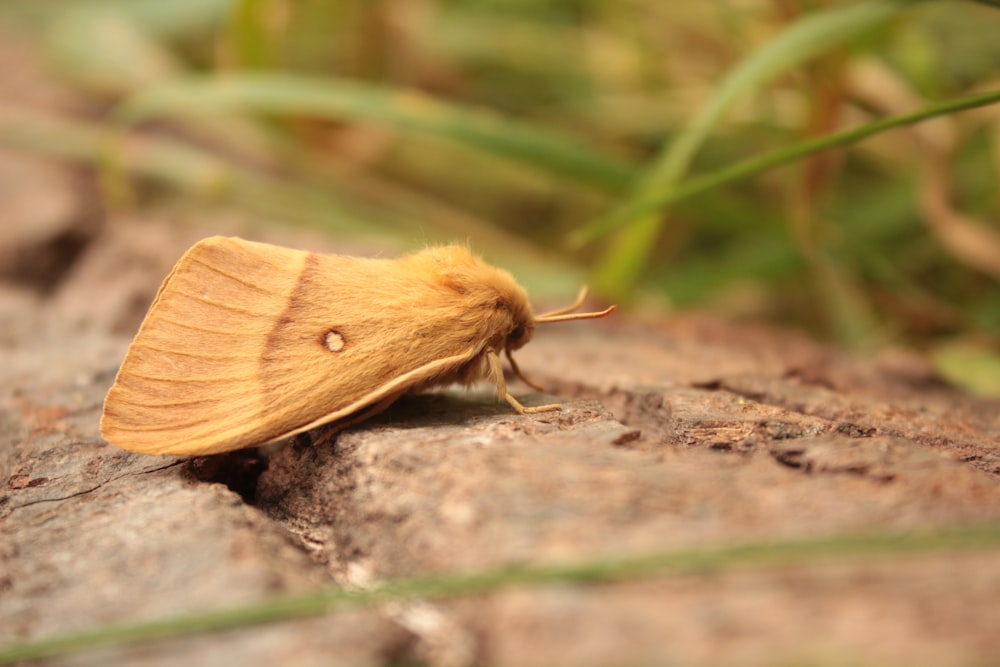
[
  {"left": 536, "top": 286, "right": 589, "bottom": 319},
  {"left": 505, "top": 348, "right": 546, "bottom": 392},
  {"left": 535, "top": 304, "right": 616, "bottom": 324}
]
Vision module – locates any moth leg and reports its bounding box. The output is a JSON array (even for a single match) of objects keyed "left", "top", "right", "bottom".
[
  {"left": 487, "top": 349, "right": 560, "bottom": 414},
  {"left": 505, "top": 348, "right": 546, "bottom": 392}
]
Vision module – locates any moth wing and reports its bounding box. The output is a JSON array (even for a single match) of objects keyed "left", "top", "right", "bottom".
[
  {"left": 101, "top": 237, "right": 482, "bottom": 456},
  {"left": 254, "top": 348, "right": 478, "bottom": 446}
]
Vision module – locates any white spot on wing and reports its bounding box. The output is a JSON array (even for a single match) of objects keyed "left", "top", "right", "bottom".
[{"left": 324, "top": 329, "right": 345, "bottom": 352}]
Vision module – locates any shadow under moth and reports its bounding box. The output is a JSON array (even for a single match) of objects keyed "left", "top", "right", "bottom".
[{"left": 101, "top": 236, "right": 615, "bottom": 455}]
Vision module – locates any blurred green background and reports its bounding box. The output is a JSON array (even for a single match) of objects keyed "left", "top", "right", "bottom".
[{"left": 2, "top": 0, "right": 999, "bottom": 393}]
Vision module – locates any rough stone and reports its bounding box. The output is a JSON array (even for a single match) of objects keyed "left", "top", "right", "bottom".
[{"left": 2, "top": 230, "right": 999, "bottom": 667}]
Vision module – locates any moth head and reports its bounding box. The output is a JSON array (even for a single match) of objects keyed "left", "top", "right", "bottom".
[
  {"left": 405, "top": 245, "right": 527, "bottom": 346},
  {"left": 407, "top": 245, "right": 614, "bottom": 352},
  {"left": 499, "top": 286, "right": 615, "bottom": 395},
  {"left": 506, "top": 286, "right": 616, "bottom": 352},
  {"left": 505, "top": 319, "right": 534, "bottom": 351}
]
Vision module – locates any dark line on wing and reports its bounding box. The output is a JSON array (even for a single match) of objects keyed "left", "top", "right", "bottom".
[
  {"left": 122, "top": 371, "right": 257, "bottom": 384},
  {"left": 116, "top": 397, "right": 217, "bottom": 409},
  {"left": 187, "top": 254, "right": 281, "bottom": 295},
  {"left": 175, "top": 292, "right": 263, "bottom": 316},
  {"left": 107, "top": 417, "right": 228, "bottom": 431},
  {"left": 132, "top": 344, "right": 251, "bottom": 360},
  {"left": 152, "top": 317, "right": 245, "bottom": 336}
]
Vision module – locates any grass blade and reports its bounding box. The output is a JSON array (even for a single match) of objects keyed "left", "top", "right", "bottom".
[
  {"left": 2, "top": 522, "right": 998, "bottom": 664},
  {"left": 115, "top": 72, "right": 639, "bottom": 189},
  {"left": 576, "top": 87, "right": 1000, "bottom": 245},
  {"left": 590, "top": 0, "right": 928, "bottom": 297}
]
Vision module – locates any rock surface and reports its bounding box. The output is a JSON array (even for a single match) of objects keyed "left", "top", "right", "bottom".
[{"left": 2, "top": 224, "right": 999, "bottom": 666}]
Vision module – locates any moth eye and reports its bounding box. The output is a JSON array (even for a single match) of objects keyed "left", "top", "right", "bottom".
[{"left": 508, "top": 323, "right": 526, "bottom": 342}]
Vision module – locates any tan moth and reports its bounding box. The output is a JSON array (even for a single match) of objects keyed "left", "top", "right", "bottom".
[{"left": 100, "top": 237, "right": 615, "bottom": 455}]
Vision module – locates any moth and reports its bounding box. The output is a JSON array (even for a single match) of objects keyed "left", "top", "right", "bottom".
[{"left": 100, "top": 236, "right": 615, "bottom": 455}]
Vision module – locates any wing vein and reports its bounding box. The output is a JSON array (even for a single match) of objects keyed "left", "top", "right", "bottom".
[
  {"left": 131, "top": 344, "right": 251, "bottom": 360},
  {"left": 187, "top": 255, "right": 292, "bottom": 295},
  {"left": 152, "top": 318, "right": 249, "bottom": 336},
  {"left": 121, "top": 372, "right": 257, "bottom": 383}
]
